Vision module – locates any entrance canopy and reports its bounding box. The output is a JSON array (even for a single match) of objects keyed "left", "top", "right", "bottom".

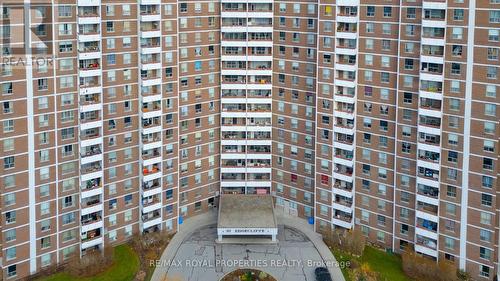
[{"left": 217, "top": 194, "right": 278, "bottom": 243}]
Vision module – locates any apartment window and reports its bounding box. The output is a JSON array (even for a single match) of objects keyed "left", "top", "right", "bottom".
[
  {"left": 58, "top": 24, "right": 72, "bottom": 36},
  {"left": 450, "top": 80, "right": 460, "bottom": 93},
  {"left": 122, "top": 4, "right": 131, "bottom": 15},
  {"left": 444, "top": 237, "right": 455, "bottom": 250},
  {"left": 486, "top": 85, "right": 497, "bottom": 98},
  {"left": 3, "top": 156, "right": 14, "bottom": 169},
  {"left": 406, "top": 8, "right": 416, "bottom": 19},
  {"left": 482, "top": 193, "right": 493, "bottom": 207},
  {"left": 480, "top": 230, "right": 492, "bottom": 242},
  {"left": 480, "top": 247, "right": 492, "bottom": 260},
  {"left": 449, "top": 99, "right": 460, "bottom": 111},
  {"left": 366, "top": 6, "right": 375, "bottom": 17},
  {"left": 382, "top": 40, "right": 390, "bottom": 50},
  {"left": 487, "top": 48, "right": 500, "bottom": 60},
  {"left": 106, "top": 5, "right": 114, "bottom": 15},
  {"left": 106, "top": 22, "right": 114, "bottom": 32},
  {"left": 483, "top": 140, "right": 494, "bottom": 153},
  {"left": 488, "top": 29, "right": 499, "bottom": 42},
  {"left": 480, "top": 266, "right": 491, "bottom": 278},
  {"left": 7, "top": 265, "right": 16, "bottom": 278},
  {"left": 484, "top": 122, "right": 495, "bottom": 134},
  {"left": 123, "top": 37, "right": 131, "bottom": 48},
  {"left": 106, "top": 38, "right": 115, "bottom": 49},
  {"left": 366, "top": 23, "right": 374, "bottom": 33},
  {"left": 490, "top": 11, "right": 500, "bottom": 23},
  {"left": 483, "top": 158, "right": 494, "bottom": 170},
  {"left": 485, "top": 104, "right": 496, "bottom": 116},
  {"left": 366, "top": 39, "right": 374, "bottom": 49},
  {"left": 453, "top": 9, "right": 464, "bottom": 20},
  {"left": 451, "top": 63, "right": 461, "bottom": 75},
  {"left": 452, "top": 27, "right": 463, "bottom": 39},
  {"left": 383, "top": 6, "right": 392, "bottom": 17}
]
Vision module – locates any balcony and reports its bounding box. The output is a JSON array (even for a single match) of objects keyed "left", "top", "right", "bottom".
[
  {"left": 418, "top": 133, "right": 440, "bottom": 146},
  {"left": 421, "top": 45, "right": 444, "bottom": 57},
  {"left": 142, "top": 117, "right": 161, "bottom": 128},
  {"left": 248, "top": 3, "right": 272, "bottom": 12},
  {"left": 334, "top": 195, "right": 353, "bottom": 207},
  {"left": 419, "top": 115, "right": 441, "bottom": 128},
  {"left": 80, "top": 111, "right": 100, "bottom": 124},
  {"left": 247, "top": 146, "right": 271, "bottom": 154},
  {"left": 247, "top": 132, "right": 271, "bottom": 140},
  {"left": 417, "top": 184, "right": 439, "bottom": 198},
  {"left": 337, "top": 55, "right": 356, "bottom": 65},
  {"left": 81, "top": 212, "right": 102, "bottom": 226},
  {"left": 418, "top": 150, "right": 440, "bottom": 163},
  {"left": 142, "top": 133, "right": 161, "bottom": 144},
  {"left": 335, "top": 134, "right": 354, "bottom": 145},
  {"left": 140, "top": 39, "right": 161, "bottom": 53},
  {"left": 418, "top": 167, "right": 439, "bottom": 181},
  {"left": 416, "top": 234, "right": 437, "bottom": 250},
  {"left": 334, "top": 164, "right": 353, "bottom": 177},
  {"left": 81, "top": 177, "right": 101, "bottom": 191},
  {"left": 334, "top": 180, "right": 353, "bottom": 192},
  {"left": 248, "top": 104, "right": 271, "bottom": 112},
  {"left": 335, "top": 150, "right": 354, "bottom": 161},
  {"left": 222, "top": 3, "right": 246, "bottom": 12},
  {"left": 222, "top": 132, "right": 246, "bottom": 140},
  {"left": 81, "top": 229, "right": 102, "bottom": 243},
  {"left": 423, "top": 9, "right": 445, "bottom": 21},
  {"left": 81, "top": 162, "right": 102, "bottom": 175},
  {"left": 337, "top": 38, "right": 357, "bottom": 49},
  {"left": 80, "top": 129, "right": 101, "bottom": 141},
  {"left": 249, "top": 47, "right": 272, "bottom": 56},
  {"left": 248, "top": 76, "right": 271, "bottom": 84},
  {"left": 247, "top": 174, "right": 271, "bottom": 181},
  {"left": 81, "top": 195, "right": 101, "bottom": 208},
  {"left": 336, "top": 70, "right": 356, "bottom": 82},
  {"left": 142, "top": 196, "right": 161, "bottom": 207},
  {"left": 422, "top": 27, "right": 445, "bottom": 39},
  {"left": 79, "top": 76, "right": 100, "bottom": 89},
  {"left": 248, "top": 90, "right": 271, "bottom": 98},
  {"left": 338, "top": 6, "right": 358, "bottom": 17},
  {"left": 142, "top": 148, "right": 161, "bottom": 160},
  {"left": 142, "top": 210, "right": 161, "bottom": 222},
  {"left": 248, "top": 33, "right": 272, "bottom": 42},
  {"left": 222, "top": 104, "right": 245, "bottom": 112},
  {"left": 221, "top": 173, "right": 246, "bottom": 181},
  {"left": 143, "top": 179, "right": 161, "bottom": 190},
  {"left": 417, "top": 201, "right": 438, "bottom": 216},
  {"left": 333, "top": 210, "right": 352, "bottom": 222},
  {"left": 81, "top": 145, "right": 102, "bottom": 158},
  {"left": 416, "top": 218, "right": 437, "bottom": 232},
  {"left": 420, "top": 98, "right": 441, "bottom": 111},
  {"left": 337, "top": 23, "right": 357, "bottom": 33},
  {"left": 142, "top": 164, "right": 161, "bottom": 176}
]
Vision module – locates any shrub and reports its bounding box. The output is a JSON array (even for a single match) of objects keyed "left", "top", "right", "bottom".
[
  {"left": 324, "top": 228, "right": 366, "bottom": 256},
  {"left": 65, "top": 246, "right": 114, "bottom": 277},
  {"left": 402, "top": 250, "right": 457, "bottom": 281}
]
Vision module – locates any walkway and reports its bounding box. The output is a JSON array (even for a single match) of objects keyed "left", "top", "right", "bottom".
[{"left": 151, "top": 209, "right": 345, "bottom": 281}]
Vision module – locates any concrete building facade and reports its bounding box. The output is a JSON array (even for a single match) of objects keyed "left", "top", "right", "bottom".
[{"left": 0, "top": 0, "right": 498, "bottom": 280}]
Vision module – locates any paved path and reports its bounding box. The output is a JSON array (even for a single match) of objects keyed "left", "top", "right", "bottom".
[{"left": 151, "top": 210, "right": 345, "bottom": 281}]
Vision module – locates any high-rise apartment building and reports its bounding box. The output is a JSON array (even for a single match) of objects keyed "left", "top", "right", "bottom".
[{"left": 0, "top": 0, "right": 498, "bottom": 280}]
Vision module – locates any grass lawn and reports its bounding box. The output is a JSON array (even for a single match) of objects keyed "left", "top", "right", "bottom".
[
  {"left": 360, "top": 246, "right": 408, "bottom": 281},
  {"left": 39, "top": 244, "right": 139, "bottom": 281},
  {"left": 332, "top": 246, "right": 409, "bottom": 281}
]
